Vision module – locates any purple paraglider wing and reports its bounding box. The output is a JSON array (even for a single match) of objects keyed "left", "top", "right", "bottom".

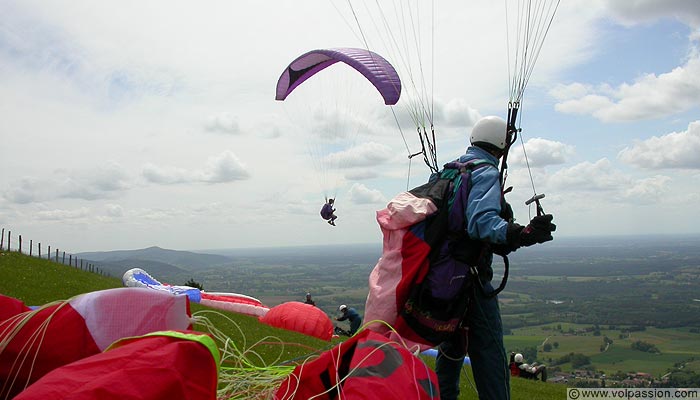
[{"left": 275, "top": 48, "right": 401, "bottom": 106}]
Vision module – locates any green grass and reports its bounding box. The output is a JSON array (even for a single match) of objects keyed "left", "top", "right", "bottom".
[
  {"left": 0, "top": 251, "right": 122, "bottom": 304},
  {"left": 0, "top": 250, "right": 567, "bottom": 399}
]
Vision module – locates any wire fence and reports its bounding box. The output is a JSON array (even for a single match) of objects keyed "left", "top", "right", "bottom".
[{"left": 0, "top": 227, "right": 108, "bottom": 277}]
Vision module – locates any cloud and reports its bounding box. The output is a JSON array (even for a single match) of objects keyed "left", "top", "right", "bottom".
[
  {"left": 199, "top": 150, "right": 251, "bottom": 182},
  {"left": 348, "top": 183, "right": 386, "bottom": 204},
  {"left": 344, "top": 170, "right": 379, "bottom": 180},
  {"left": 3, "top": 163, "right": 131, "bottom": 204},
  {"left": 510, "top": 138, "right": 575, "bottom": 168},
  {"left": 618, "top": 120, "right": 700, "bottom": 169},
  {"left": 0, "top": 6, "right": 182, "bottom": 107},
  {"left": 604, "top": 0, "right": 700, "bottom": 28},
  {"left": 442, "top": 98, "right": 481, "bottom": 128},
  {"left": 3, "top": 178, "right": 42, "bottom": 204},
  {"left": 105, "top": 204, "right": 124, "bottom": 217},
  {"left": 58, "top": 163, "right": 131, "bottom": 200},
  {"left": 204, "top": 112, "right": 241, "bottom": 135},
  {"left": 622, "top": 175, "right": 672, "bottom": 203},
  {"left": 322, "top": 142, "right": 393, "bottom": 168},
  {"left": 142, "top": 164, "right": 190, "bottom": 184},
  {"left": 36, "top": 207, "right": 90, "bottom": 221},
  {"left": 546, "top": 158, "right": 672, "bottom": 204},
  {"left": 553, "top": 55, "right": 700, "bottom": 122},
  {"left": 548, "top": 159, "right": 625, "bottom": 192},
  {"left": 142, "top": 150, "right": 251, "bottom": 184}
]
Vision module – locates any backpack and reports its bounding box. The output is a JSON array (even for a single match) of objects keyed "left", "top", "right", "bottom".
[{"left": 395, "top": 159, "right": 496, "bottom": 345}]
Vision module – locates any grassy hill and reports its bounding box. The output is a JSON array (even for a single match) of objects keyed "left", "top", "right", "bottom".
[{"left": 0, "top": 250, "right": 566, "bottom": 399}]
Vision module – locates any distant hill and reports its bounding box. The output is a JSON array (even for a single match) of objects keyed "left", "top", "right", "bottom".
[
  {"left": 203, "top": 243, "right": 382, "bottom": 266},
  {"left": 90, "top": 258, "right": 191, "bottom": 283},
  {"left": 77, "top": 246, "right": 233, "bottom": 269},
  {"left": 76, "top": 246, "right": 235, "bottom": 283}
]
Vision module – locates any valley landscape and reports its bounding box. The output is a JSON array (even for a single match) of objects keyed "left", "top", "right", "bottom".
[{"left": 71, "top": 233, "right": 700, "bottom": 386}]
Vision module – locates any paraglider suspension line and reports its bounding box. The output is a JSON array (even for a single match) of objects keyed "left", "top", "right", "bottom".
[{"left": 415, "top": 126, "right": 439, "bottom": 174}]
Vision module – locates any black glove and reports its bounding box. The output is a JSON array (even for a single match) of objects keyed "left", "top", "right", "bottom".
[
  {"left": 519, "top": 214, "right": 556, "bottom": 247},
  {"left": 498, "top": 214, "right": 556, "bottom": 253},
  {"left": 491, "top": 222, "right": 524, "bottom": 255}
]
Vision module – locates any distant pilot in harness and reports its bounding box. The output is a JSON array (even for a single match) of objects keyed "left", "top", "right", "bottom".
[{"left": 320, "top": 198, "right": 338, "bottom": 226}]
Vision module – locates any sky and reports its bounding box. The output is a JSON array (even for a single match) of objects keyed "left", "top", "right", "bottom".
[{"left": 1, "top": 0, "right": 700, "bottom": 253}]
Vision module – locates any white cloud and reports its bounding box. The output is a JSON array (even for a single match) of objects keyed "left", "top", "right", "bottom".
[
  {"left": 618, "top": 120, "right": 700, "bottom": 169},
  {"left": 36, "top": 207, "right": 90, "bottom": 221},
  {"left": 105, "top": 204, "right": 124, "bottom": 217},
  {"left": 199, "top": 151, "right": 251, "bottom": 182},
  {"left": 138, "top": 207, "right": 186, "bottom": 221},
  {"left": 442, "top": 98, "right": 481, "bottom": 128},
  {"left": 3, "top": 163, "right": 131, "bottom": 204},
  {"left": 205, "top": 112, "right": 241, "bottom": 135},
  {"left": 510, "top": 138, "right": 575, "bottom": 168},
  {"left": 3, "top": 178, "right": 43, "bottom": 204},
  {"left": 549, "top": 82, "right": 590, "bottom": 100},
  {"left": 307, "top": 109, "right": 372, "bottom": 141},
  {"left": 59, "top": 163, "right": 131, "bottom": 200},
  {"left": 604, "top": 0, "right": 700, "bottom": 28},
  {"left": 548, "top": 159, "right": 624, "bottom": 192},
  {"left": 546, "top": 158, "right": 673, "bottom": 205},
  {"left": 344, "top": 170, "right": 379, "bottom": 181},
  {"left": 323, "top": 142, "right": 393, "bottom": 168},
  {"left": 553, "top": 56, "right": 700, "bottom": 122},
  {"left": 622, "top": 175, "right": 672, "bottom": 203},
  {"left": 142, "top": 151, "right": 251, "bottom": 184},
  {"left": 142, "top": 164, "right": 189, "bottom": 184},
  {"left": 348, "top": 183, "right": 386, "bottom": 204}
]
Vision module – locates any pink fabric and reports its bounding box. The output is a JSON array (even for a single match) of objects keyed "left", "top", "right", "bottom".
[
  {"left": 0, "top": 289, "right": 193, "bottom": 398},
  {"left": 364, "top": 191, "right": 437, "bottom": 351},
  {"left": 70, "top": 287, "right": 192, "bottom": 351},
  {"left": 199, "top": 298, "right": 269, "bottom": 317}
]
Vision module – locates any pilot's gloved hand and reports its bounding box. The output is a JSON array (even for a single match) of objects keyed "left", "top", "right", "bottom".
[{"left": 519, "top": 214, "right": 556, "bottom": 247}]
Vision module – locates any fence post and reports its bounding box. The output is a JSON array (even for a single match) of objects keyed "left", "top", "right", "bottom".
[
  {"left": 30, "top": 240, "right": 33, "bottom": 256},
  {"left": 0, "top": 228, "right": 4, "bottom": 250},
  {"left": 48, "top": 246, "right": 51, "bottom": 260},
  {"left": 55, "top": 249, "right": 58, "bottom": 262},
  {"left": 80, "top": 259, "right": 83, "bottom": 269},
  {"left": 7, "top": 231, "right": 10, "bottom": 251},
  {"left": 19, "top": 235, "right": 22, "bottom": 254},
  {"left": 39, "top": 242, "right": 41, "bottom": 258},
  {"left": 69, "top": 254, "right": 72, "bottom": 266},
  {"left": 62, "top": 251, "right": 65, "bottom": 264}
]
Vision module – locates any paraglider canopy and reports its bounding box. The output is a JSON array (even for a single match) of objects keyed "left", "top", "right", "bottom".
[
  {"left": 275, "top": 48, "right": 401, "bottom": 106},
  {"left": 259, "top": 301, "right": 333, "bottom": 341}
]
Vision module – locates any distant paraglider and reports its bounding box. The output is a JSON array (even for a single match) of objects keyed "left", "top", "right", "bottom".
[{"left": 275, "top": 47, "right": 402, "bottom": 204}]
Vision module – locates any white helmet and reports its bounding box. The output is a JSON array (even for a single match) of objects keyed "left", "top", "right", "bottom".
[
  {"left": 514, "top": 353, "right": 524, "bottom": 363},
  {"left": 470, "top": 116, "right": 509, "bottom": 151},
  {"left": 338, "top": 304, "right": 347, "bottom": 312}
]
